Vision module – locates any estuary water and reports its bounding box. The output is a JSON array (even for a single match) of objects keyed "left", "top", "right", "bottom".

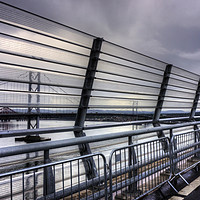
[
  {"left": 0, "top": 119, "right": 134, "bottom": 147},
  {"left": 0, "top": 119, "right": 157, "bottom": 167}
]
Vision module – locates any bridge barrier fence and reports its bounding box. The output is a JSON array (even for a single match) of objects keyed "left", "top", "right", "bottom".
[
  {"left": 0, "top": 1, "right": 200, "bottom": 117},
  {"left": 0, "top": 121, "right": 200, "bottom": 160},
  {"left": 169, "top": 130, "right": 200, "bottom": 188},
  {"left": 1, "top": 133, "right": 200, "bottom": 199},
  {"left": 109, "top": 137, "right": 171, "bottom": 200},
  {"left": 0, "top": 153, "right": 107, "bottom": 200}
]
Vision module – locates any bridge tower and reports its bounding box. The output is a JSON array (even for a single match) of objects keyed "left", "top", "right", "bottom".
[
  {"left": 16, "top": 71, "right": 50, "bottom": 142},
  {"left": 27, "top": 71, "right": 40, "bottom": 129}
]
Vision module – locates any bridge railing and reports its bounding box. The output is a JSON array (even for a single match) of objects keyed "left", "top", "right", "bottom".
[
  {"left": 170, "top": 130, "right": 200, "bottom": 178},
  {"left": 109, "top": 137, "right": 171, "bottom": 199},
  {"left": 0, "top": 153, "right": 107, "bottom": 200},
  {"left": 1, "top": 131, "right": 200, "bottom": 200},
  {"left": 0, "top": 1, "right": 200, "bottom": 133}
]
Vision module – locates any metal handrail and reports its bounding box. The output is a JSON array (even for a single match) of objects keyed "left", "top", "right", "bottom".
[
  {"left": 0, "top": 120, "right": 200, "bottom": 158},
  {"left": 0, "top": 116, "right": 198, "bottom": 138}
]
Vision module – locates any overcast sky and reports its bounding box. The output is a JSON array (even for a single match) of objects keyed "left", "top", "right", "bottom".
[{"left": 3, "top": 0, "right": 200, "bottom": 74}]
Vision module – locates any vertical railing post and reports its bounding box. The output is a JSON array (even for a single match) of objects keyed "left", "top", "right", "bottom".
[
  {"left": 74, "top": 37, "right": 103, "bottom": 179},
  {"left": 170, "top": 129, "right": 177, "bottom": 174},
  {"left": 190, "top": 78, "right": 200, "bottom": 158},
  {"left": 153, "top": 64, "right": 172, "bottom": 151},
  {"left": 128, "top": 144, "right": 138, "bottom": 195},
  {"left": 43, "top": 150, "right": 55, "bottom": 196},
  {"left": 190, "top": 78, "right": 200, "bottom": 120}
]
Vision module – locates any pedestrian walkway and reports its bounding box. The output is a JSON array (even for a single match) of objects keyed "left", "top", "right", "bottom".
[{"left": 169, "top": 176, "right": 200, "bottom": 200}]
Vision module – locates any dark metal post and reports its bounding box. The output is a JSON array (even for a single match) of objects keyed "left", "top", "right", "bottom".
[
  {"left": 170, "top": 129, "right": 177, "bottom": 174},
  {"left": 190, "top": 78, "right": 200, "bottom": 120},
  {"left": 189, "top": 79, "right": 200, "bottom": 158},
  {"left": 127, "top": 83, "right": 139, "bottom": 195},
  {"left": 128, "top": 143, "right": 138, "bottom": 194},
  {"left": 74, "top": 38, "right": 103, "bottom": 179},
  {"left": 153, "top": 64, "right": 172, "bottom": 151},
  {"left": 43, "top": 150, "right": 55, "bottom": 196}
]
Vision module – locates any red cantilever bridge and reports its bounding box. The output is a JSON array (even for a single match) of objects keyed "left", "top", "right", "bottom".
[{"left": 0, "top": 106, "right": 16, "bottom": 114}]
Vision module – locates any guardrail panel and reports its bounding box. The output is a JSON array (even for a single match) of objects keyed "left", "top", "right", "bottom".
[
  {"left": 109, "top": 137, "right": 171, "bottom": 199},
  {"left": 0, "top": 153, "right": 107, "bottom": 200},
  {"left": 171, "top": 131, "right": 200, "bottom": 175}
]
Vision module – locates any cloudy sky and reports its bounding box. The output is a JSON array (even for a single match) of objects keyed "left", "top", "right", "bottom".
[{"left": 2, "top": 0, "right": 200, "bottom": 74}]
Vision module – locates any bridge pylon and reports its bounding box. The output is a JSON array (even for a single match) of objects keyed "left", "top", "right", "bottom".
[{"left": 15, "top": 72, "right": 50, "bottom": 143}]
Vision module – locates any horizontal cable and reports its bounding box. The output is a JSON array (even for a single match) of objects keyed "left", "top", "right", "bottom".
[
  {"left": 0, "top": 89, "right": 81, "bottom": 97},
  {"left": 0, "top": 103, "right": 79, "bottom": 108},
  {"left": 0, "top": 62, "right": 85, "bottom": 78},
  {"left": 169, "top": 76, "right": 198, "bottom": 86},
  {"left": 99, "top": 59, "right": 163, "bottom": 78},
  {"left": 88, "top": 105, "right": 156, "bottom": 109},
  {"left": 163, "top": 100, "right": 192, "bottom": 103},
  {"left": 172, "top": 72, "right": 199, "bottom": 83},
  {"left": 91, "top": 95, "right": 192, "bottom": 103},
  {"left": 103, "top": 40, "right": 167, "bottom": 65},
  {"left": 168, "top": 83, "right": 196, "bottom": 92},
  {"left": 162, "top": 107, "right": 193, "bottom": 109},
  {"left": 97, "top": 69, "right": 162, "bottom": 85},
  {"left": 0, "top": 32, "right": 90, "bottom": 57},
  {"left": 100, "top": 52, "right": 165, "bottom": 72},
  {"left": 91, "top": 95, "right": 158, "bottom": 101},
  {"left": 92, "top": 88, "right": 159, "bottom": 97},
  {"left": 0, "top": 20, "right": 92, "bottom": 50},
  {"left": 93, "top": 87, "right": 194, "bottom": 97},
  {"left": 164, "top": 95, "right": 194, "bottom": 100},
  {"left": 165, "top": 87, "right": 195, "bottom": 95},
  {"left": 0, "top": 62, "right": 160, "bottom": 91},
  {"left": 0, "top": 65, "right": 195, "bottom": 100},
  {"left": 170, "top": 72, "right": 199, "bottom": 83},
  {"left": 0, "top": 88, "right": 192, "bottom": 104},
  {"left": 173, "top": 65, "right": 200, "bottom": 80},
  {"left": 95, "top": 77, "right": 160, "bottom": 89},
  {"left": 5, "top": 104, "right": 188, "bottom": 110},
  {"left": 0, "top": 50, "right": 87, "bottom": 70},
  {"left": 88, "top": 106, "right": 193, "bottom": 109},
  {"left": 0, "top": 78, "right": 84, "bottom": 91},
  {"left": 0, "top": 1, "right": 96, "bottom": 38}
]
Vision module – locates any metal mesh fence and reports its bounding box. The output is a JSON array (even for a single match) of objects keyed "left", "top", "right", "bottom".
[
  {"left": 0, "top": 153, "right": 107, "bottom": 200},
  {"left": 109, "top": 137, "right": 171, "bottom": 199}
]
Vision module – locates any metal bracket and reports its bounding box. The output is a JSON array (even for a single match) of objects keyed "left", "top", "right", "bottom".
[
  {"left": 153, "top": 64, "right": 172, "bottom": 151},
  {"left": 74, "top": 38, "right": 103, "bottom": 179},
  {"left": 190, "top": 78, "right": 200, "bottom": 158}
]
